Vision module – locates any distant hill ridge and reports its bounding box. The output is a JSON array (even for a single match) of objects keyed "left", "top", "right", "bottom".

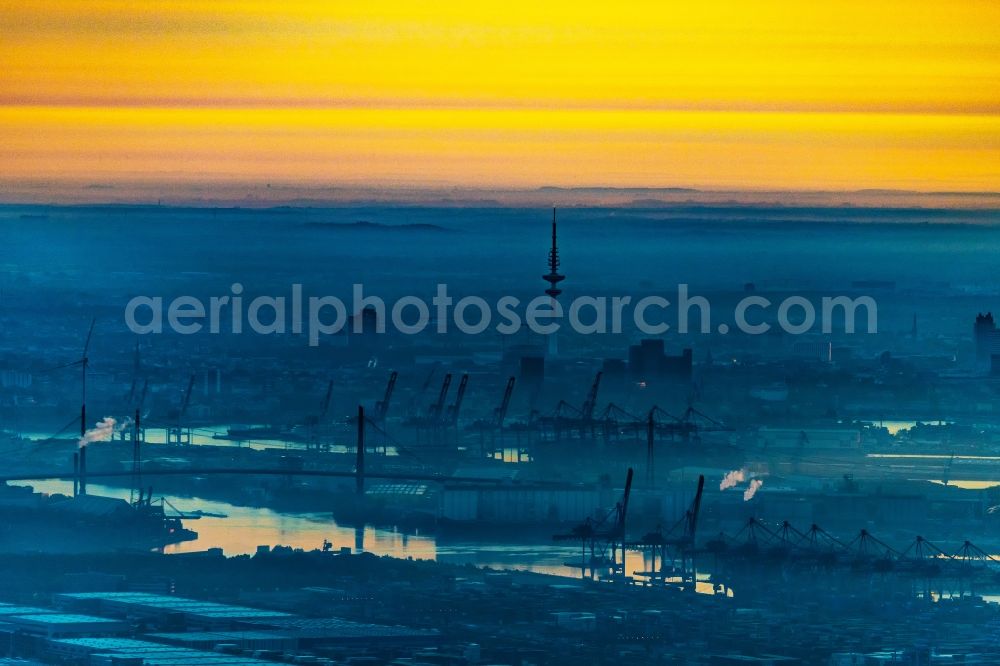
[{"left": 302, "top": 220, "right": 450, "bottom": 232}]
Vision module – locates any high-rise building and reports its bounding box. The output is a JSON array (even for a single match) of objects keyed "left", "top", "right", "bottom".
[{"left": 628, "top": 339, "right": 693, "bottom": 383}]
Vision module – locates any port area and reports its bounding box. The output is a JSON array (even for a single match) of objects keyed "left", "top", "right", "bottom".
[{"left": 0, "top": 546, "right": 997, "bottom": 666}]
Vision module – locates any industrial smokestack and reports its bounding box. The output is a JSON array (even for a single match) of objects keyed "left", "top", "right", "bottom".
[
  {"left": 356, "top": 405, "right": 365, "bottom": 495},
  {"left": 131, "top": 408, "right": 142, "bottom": 505},
  {"left": 78, "top": 445, "right": 87, "bottom": 496},
  {"left": 646, "top": 411, "right": 655, "bottom": 487}
]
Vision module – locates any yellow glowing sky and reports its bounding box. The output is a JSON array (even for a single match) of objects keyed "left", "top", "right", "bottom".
[{"left": 1, "top": 0, "right": 998, "bottom": 200}]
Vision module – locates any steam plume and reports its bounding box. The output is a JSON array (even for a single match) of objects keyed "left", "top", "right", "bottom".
[
  {"left": 78, "top": 416, "right": 121, "bottom": 448},
  {"left": 720, "top": 469, "right": 747, "bottom": 491},
  {"left": 744, "top": 478, "right": 764, "bottom": 501}
]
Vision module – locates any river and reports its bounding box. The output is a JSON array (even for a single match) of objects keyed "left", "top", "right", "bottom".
[{"left": 16, "top": 479, "right": 691, "bottom": 584}]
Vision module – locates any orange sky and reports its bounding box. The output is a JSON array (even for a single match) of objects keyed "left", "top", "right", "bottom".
[{"left": 1, "top": 0, "right": 998, "bottom": 201}]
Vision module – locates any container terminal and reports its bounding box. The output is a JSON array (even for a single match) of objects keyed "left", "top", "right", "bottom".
[{"left": 3, "top": 206, "right": 1000, "bottom": 664}]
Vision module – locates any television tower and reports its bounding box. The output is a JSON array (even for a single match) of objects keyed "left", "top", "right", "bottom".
[{"left": 543, "top": 208, "right": 565, "bottom": 356}]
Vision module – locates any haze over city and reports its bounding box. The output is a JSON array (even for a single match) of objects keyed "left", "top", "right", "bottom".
[{"left": 0, "top": 2, "right": 999, "bottom": 666}]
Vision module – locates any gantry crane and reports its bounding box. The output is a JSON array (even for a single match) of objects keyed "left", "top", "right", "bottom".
[
  {"left": 167, "top": 374, "right": 196, "bottom": 445},
  {"left": 428, "top": 373, "right": 452, "bottom": 423},
  {"left": 373, "top": 371, "right": 398, "bottom": 424},
  {"left": 629, "top": 474, "right": 705, "bottom": 586},
  {"left": 444, "top": 373, "right": 469, "bottom": 426},
  {"left": 403, "top": 373, "right": 454, "bottom": 443},
  {"left": 555, "top": 467, "right": 634, "bottom": 580},
  {"left": 539, "top": 371, "right": 603, "bottom": 441},
  {"left": 471, "top": 376, "right": 516, "bottom": 457},
  {"left": 305, "top": 380, "right": 335, "bottom": 451}
]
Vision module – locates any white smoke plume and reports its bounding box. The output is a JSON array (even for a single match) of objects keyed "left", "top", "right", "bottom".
[
  {"left": 78, "top": 416, "right": 121, "bottom": 448},
  {"left": 744, "top": 478, "right": 764, "bottom": 501},
  {"left": 719, "top": 468, "right": 747, "bottom": 491}
]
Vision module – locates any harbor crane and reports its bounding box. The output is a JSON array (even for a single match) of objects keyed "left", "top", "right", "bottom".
[
  {"left": 580, "top": 371, "right": 602, "bottom": 422},
  {"left": 305, "top": 380, "right": 335, "bottom": 451},
  {"left": 373, "top": 371, "right": 398, "bottom": 424},
  {"left": 555, "top": 467, "right": 634, "bottom": 580},
  {"left": 406, "top": 364, "right": 438, "bottom": 414},
  {"left": 428, "top": 373, "right": 452, "bottom": 423},
  {"left": 403, "top": 372, "right": 456, "bottom": 443},
  {"left": 496, "top": 376, "right": 515, "bottom": 431},
  {"left": 167, "top": 374, "right": 196, "bottom": 445},
  {"left": 471, "top": 376, "right": 516, "bottom": 458},
  {"left": 629, "top": 474, "right": 705, "bottom": 586},
  {"left": 539, "top": 371, "right": 604, "bottom": 441},
  {"left": 444, "top": 373, "right": 469, "bottom": 426},
  {"left": 320, "top": 380, "right": 334, "bottom": 420}
]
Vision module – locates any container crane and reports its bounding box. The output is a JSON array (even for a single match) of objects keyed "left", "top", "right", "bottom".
[
  {"left": 373, "top": 371, "right": 397, "bottom": 424},
  {"left": 167, "top": 374, "right": 196, "bottom": 445},
  {"left": 630, "top": 475, "right": 705, "bottom": 585},
  {"left": 304, "top": 380, "right": 335, "bottom": 451},
  {"left": 540, "top": 371, "right": 603, "bottom": 441},
  {"left": 403, "top": 372, "right": 452, "bottom": 443},
  {"left": 444, "top": 373, "right": 469, "bottom": 426},
  {"left": 407, "top": 365, "right": 438, "bottom": 414},
  {"left": 555, "top": 467, "right": 634, "bottom": 580},
  {"left": 580, "top": 371, "right": 602, "bottom": 422},
  {"left": 428, "top": 373, "right": 452, "bottom": 422},
  {"left": 320, "top": 380, "right": 334, "bottom": 420},
  {"left": 471, "top": 376, "right": 516, "bottom": 458},
  {"left": 494, "top": 376, "right": 515, "bottom": 430}
]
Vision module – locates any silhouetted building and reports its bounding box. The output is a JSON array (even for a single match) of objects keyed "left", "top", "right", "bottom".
[
  {"left": 601, "top": 358, "right": 627, "bottom": 393},
  {"left": 991, "top": 355, "right": 1000, "bottom": 377},
  {"left": 349, "top": 305, "right": 381, "bottom": 346},
  {"left": 601, "top": 358, "right": 627, "bottom": 381},
  {"left": 628, "top": 339, "right": 692, "bottom": 383},
  {"left": 519, "top": 356, "right": 545, "bottom": 388},
  {"left": 974, "top": 312, "right": 1000, "bottom": 369}
]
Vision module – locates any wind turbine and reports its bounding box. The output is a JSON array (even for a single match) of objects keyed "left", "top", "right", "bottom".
[
  {"left": 69, "top": 317, "right": 95, "bottom": 496},
  {"left": 77, "top": 318, "right": 96, "bottom": 437}
]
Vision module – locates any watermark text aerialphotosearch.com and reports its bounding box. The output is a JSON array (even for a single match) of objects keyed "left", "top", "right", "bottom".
[{"left": 124, "top": 283, "right": 878, "bottom": 346}]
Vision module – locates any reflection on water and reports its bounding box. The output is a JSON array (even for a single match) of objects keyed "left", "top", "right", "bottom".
[
  {"left": 15, "top": 480, "right": 727, "bottom": 591},
  {"left": 869, "top": 453, "right": 1000, "bottom": 461},
  {"left": 865, "top": 420, "right": 951, "bottom": 436},
  {"left": 880, "top": 421, "right": 920, "bottom": 436},
  {"left": 16, "top": 480, "right": 639, "bottom": 579},
  {"left": 22, "top": 425, "right": 394, "bottom": 455},
  {"left": 138, "top": 426, "right": 360, "bottom": 453},
  {"left": 929, "top": 479, "right": 1000, "bottom": 490},
  {"left": 20, "top": 479, "right": 436, "bottom": 557}
]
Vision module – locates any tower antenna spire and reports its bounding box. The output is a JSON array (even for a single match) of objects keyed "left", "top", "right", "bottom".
[
  {"left": 543, "top": 207, "right": 564, "bottom": 299},
  {"left": 542, "top": 207, "right": 565, "bottom": 356}
]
